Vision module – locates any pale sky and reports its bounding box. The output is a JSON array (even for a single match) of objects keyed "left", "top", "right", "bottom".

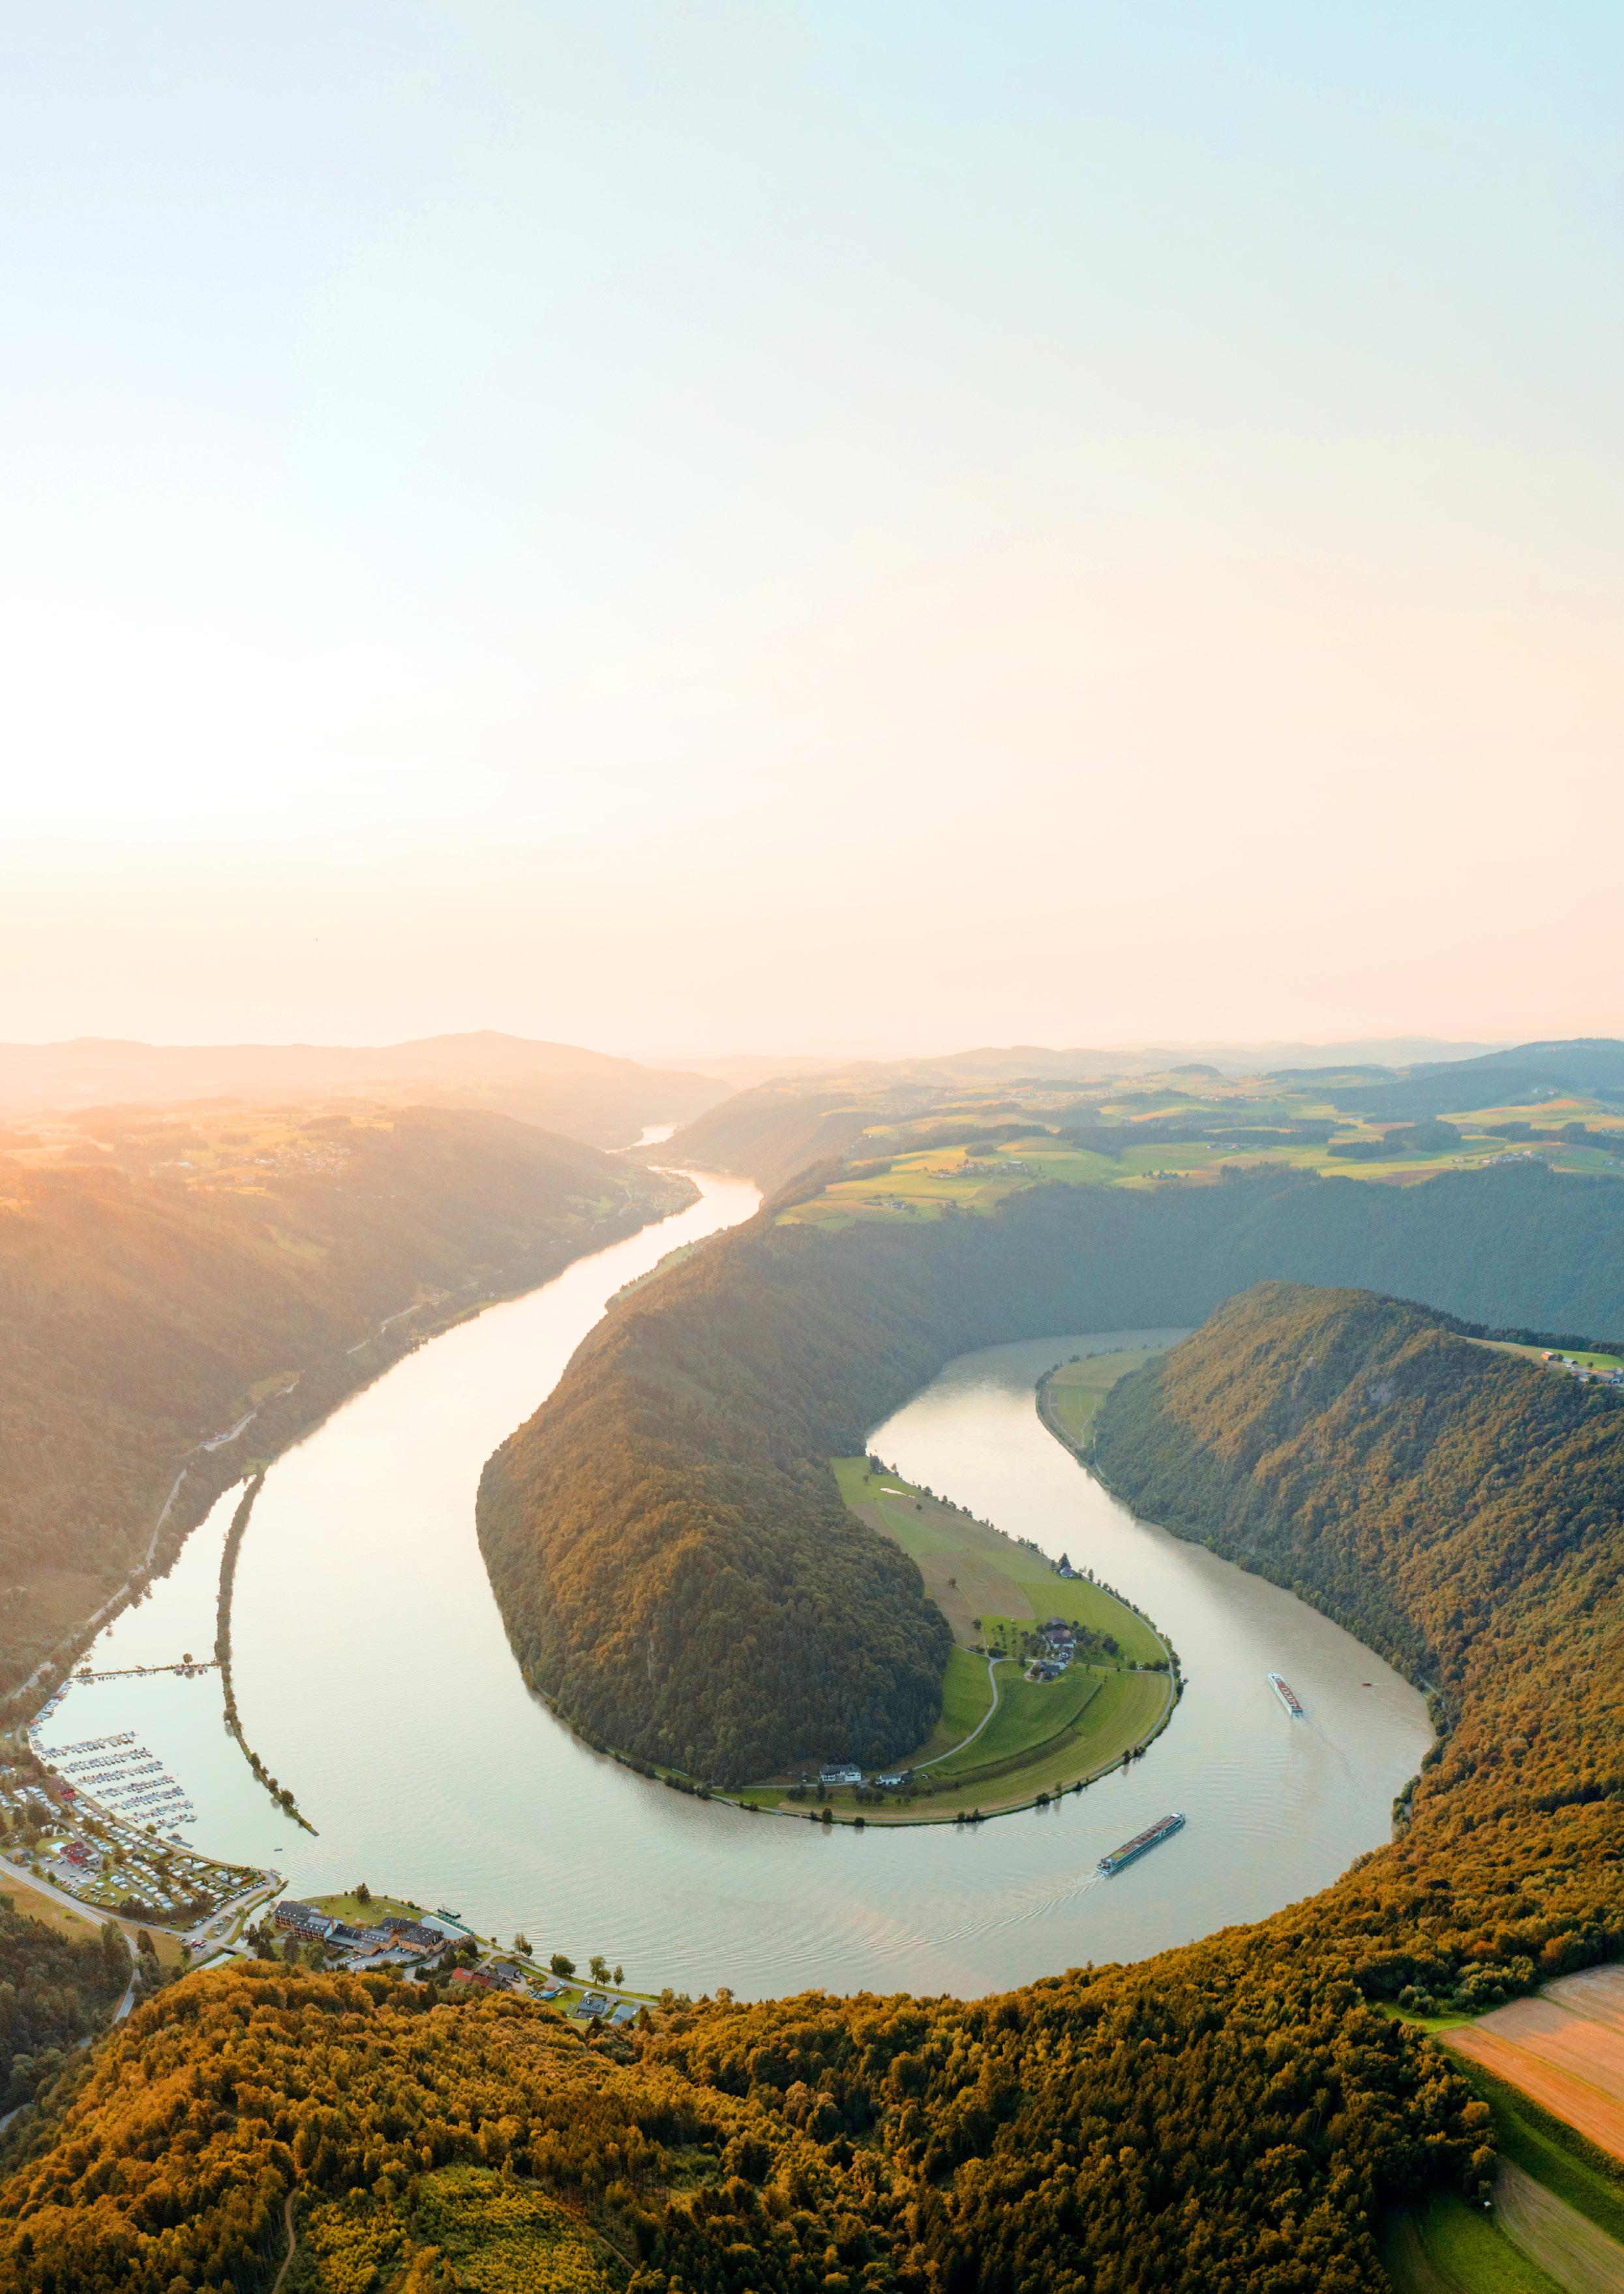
[{"left": 3, "top": 3, "right": 1621, "bottom": 1060}]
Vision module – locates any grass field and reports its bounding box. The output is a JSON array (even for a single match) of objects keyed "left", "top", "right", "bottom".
[
  {"left": 0, "top": 1869, "right": 188, "bottom": 1969},
  {"left": 904, "top": 1645, "right": 997, "bottom": 1764},
  {"left": 1454, "top": 2055, "right": 1624, "bottom": 2247},
  {"left": 834, "top": 1459, "right": 1165, "bottom": 1665},
  {"left": 738, "top": 1462, "right": 1176, "bottom": 1822},
  {"left": 1040, "top": 1348, "right": 1174, "bottom": 1450},
  {"left": 307, "top": 1890, "right": 464, "bottom": 1933},
  {"left": 1381, "top": 2192, "right": 1567, "bottom": 2294}
]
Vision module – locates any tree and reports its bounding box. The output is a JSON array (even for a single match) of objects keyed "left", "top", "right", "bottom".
[
  {"left": 353, "top": 1881, "right": 371, "bottom": 1905},
  {"left": 612, "top": 1964, "right": 623, "bottom": 1987},
  {"left": 513, "top": 1932, "right": 530, "bottom": 1955},
  {"left": 589, "top": 1955, "right": 609, "bottom": 1985},
  {"left": 550, "top": 1953, "right": 575, "bottom": 1978}
]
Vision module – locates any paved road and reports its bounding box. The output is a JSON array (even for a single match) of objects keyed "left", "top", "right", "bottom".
[{"left": 0, "top": 1849, "right": 280, "bottom": 1961}]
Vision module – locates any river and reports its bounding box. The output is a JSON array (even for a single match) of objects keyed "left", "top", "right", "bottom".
[{"left": 43, "top": 1173, "right": 1429, "bottom": 1999}]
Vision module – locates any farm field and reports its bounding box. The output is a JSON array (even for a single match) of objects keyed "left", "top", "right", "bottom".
[
  {"left": 772, "top": 1070, "right": 1624, "bottom": 1230},
  {"left": 1456, "top": 2059, "right": 1624, "bottom": 2248},
  {"left": 833, "top": 1459, "right": 1165, "bottom": 1665},
  {"left": 1381, "top": 2189, "right": 1566, "bottom": 2294},
  {"left": 733, "top": 1463, "right": 1177, "bottom": 1822},
  {"left": 1447, "top": 1970, "right": 1624, "bottom": 2166}
]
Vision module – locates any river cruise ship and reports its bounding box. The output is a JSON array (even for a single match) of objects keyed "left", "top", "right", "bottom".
[
  {"left": 1096, "top": 1811, "right": 1185, "bottom": 1875},
  {"left": 1269, "top": 1672, "right": 1304, "bottom": 1717}
]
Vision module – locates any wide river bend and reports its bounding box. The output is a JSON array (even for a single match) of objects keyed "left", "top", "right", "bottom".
[{"left": 47, "top": 1173, "right": 1428, "bottom": 1997}]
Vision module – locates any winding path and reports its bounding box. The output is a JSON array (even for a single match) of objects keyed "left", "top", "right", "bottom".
[
  {"left": 913, "top": 1655, "right": 1005, "bottom": 1772},
  {"left": 271, "top": 2194, "right": 300, "bottom": 2294}
]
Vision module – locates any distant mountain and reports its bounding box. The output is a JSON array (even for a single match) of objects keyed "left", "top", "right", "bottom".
[
  {"left": 1301, "top": 1037, "right": 1624, "bottom": 1121},
  {"left": 0, "top": 1032, "right": 729, "bottom": 1147},
  {"left": 679, "top": 1038, "right": 1501, "bottom": 1093}
]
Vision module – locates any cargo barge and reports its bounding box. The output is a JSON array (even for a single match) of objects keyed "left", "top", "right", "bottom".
[
  {"left": 1096, "top": 1811, "right": 1185, "bottom": 1875},
  {"left": 1269, "top": 1672, "right": 1304, "bottom": 1717}
]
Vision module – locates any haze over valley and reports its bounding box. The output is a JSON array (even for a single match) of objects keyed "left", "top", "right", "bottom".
[{"left": 4, "top": 7, "right": 1623, "bottom": 2291}]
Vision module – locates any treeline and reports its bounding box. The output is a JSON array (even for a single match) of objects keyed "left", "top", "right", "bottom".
[
  {"left": 0, "top": 1109, "right": 688, "bottom": 1697},
  {"left": 0, "top": 1894, "right": 127, "bottom": 2112},
  {"left": 1094, "top": 1279, "right": 1624, "bottom": 1830},
  {"left": 0, "top": 1934, "right": 1484, "bottom": 2293},
  {"left": 16, "top": 1270, "right": 1624, "bottom": 2286},
  {"left": 479, "top": 1159, "right": 1624, "bottom": 1783}
]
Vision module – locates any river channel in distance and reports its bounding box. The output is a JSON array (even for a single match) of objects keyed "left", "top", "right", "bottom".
[{"left": 47, "top": 1170, "right": 1428, "bottom": 1998}]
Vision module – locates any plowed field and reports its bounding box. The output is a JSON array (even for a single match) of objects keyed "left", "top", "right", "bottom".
[{"left": 1449, "top": 1971, "right": 1624, "bottom": 2164}]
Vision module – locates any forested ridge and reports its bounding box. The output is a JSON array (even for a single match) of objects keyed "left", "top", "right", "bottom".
[
  {"left": 0, "top": 1110, "right": 687, "bottom": 1699},
  {"left": 12, "top": 1226, "right": 1624, "bottom": 2286},
  {"left": 1094, "top": 1282, "right": 1624, "bottom": 1837},
  {"left": 479, "top": 1159, "right": 1624, "bottom": 1782}
]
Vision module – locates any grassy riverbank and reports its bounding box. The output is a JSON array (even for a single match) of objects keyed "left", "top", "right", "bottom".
[
  {"left": 1039, "top": 1344, "right": 1174, "bottom": 1452},
  {"left": 735, "top": 1460, "right": 1177, "bottom": 1823}
]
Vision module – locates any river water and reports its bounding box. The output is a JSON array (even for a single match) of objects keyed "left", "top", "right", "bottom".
[{"left": 45, "top": 1175, "right": 1429, "bottom": 1998}]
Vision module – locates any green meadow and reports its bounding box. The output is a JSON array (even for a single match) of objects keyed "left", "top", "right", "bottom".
[{"left": 742, "top": 1461, "right": 1177, "bottom": 1821}]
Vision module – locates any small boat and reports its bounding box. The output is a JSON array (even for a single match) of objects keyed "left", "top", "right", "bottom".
[{"left": 1269, "top": 1672, "right": 1304, "bottom": 1717}]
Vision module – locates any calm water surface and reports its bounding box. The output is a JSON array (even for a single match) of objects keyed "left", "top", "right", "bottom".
[{"left": 50, "top": 1181, "right": 1428, "bottom": 1997}]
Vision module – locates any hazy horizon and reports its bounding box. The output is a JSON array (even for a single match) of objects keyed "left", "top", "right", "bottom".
[{"left": 5, "top": 4, "right": 1620, "bottom": 1055}]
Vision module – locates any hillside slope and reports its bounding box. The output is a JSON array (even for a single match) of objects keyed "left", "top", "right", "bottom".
[
  {"left": 19, "top": 1282, "right": 1624, "bottom": 2290},
  {"left": 0, "top": 1111, "right": 689, "bottom": 1698},
  {"left": 662, "top": 1086, "right": 873, "bottom": 1192},
  {"left": 0, "top": 1031, "right": 727, "bottom": 1146},
  {"left": 1094, "top": 1284, "right": 1624, "bottom": 1760},
  {"left": 479, "top": 1160, "right": 1624, "bottom": 1783}
]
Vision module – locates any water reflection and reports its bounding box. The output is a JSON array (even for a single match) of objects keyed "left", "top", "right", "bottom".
[{"left": 50, "top": 1211, "right": 1429, "bottom": 1997}]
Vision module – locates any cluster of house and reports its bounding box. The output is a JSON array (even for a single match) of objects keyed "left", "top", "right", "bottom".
[
  {"left": 817, "top": 1763, "right": 911, "bottom": 1791},
  {"left": 276, "top": 1900, "right": 462, "bottom": 1968},
  {"left": 1028, "top": 1620, "right": 1078, "bottom": 1682},
  {"left": 273, "top": 1901, "right": 640, "bottom": 2021},
  {"left": 1544, "top": 1353, "right": 1624, "bottom": 1388}
]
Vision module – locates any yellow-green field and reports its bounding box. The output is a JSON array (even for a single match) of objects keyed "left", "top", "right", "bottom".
[
  {"left": 774, "top": 1087, "right": 1624, "bottom": 1230},
  {"left": 734, "top": 1462, "right": 1176, "bottom": 1822},
  {"left": 1039, "top": 1347, "right": 1173, "bottom": 1451},
  {"left": 834, "top": 1460, "right": 1165, "bottom": 1665}
]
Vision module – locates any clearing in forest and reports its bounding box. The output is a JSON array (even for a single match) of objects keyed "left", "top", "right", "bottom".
[{"left": 730, "top": 1462, "right": 1176, "bottom": 1823}]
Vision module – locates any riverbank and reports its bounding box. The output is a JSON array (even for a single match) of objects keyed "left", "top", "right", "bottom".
[
  {"left": 4, "top": 1170, "right": 696, "bottom": 1733},
  {"left": 729, "top": 1458, "right": 1180, "bottom": 1824}
]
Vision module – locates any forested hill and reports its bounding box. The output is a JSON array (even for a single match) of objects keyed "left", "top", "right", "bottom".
[
  {"left": 662, "top": 1085, "right": 873, "bottom": 1192},
  {"left": 0, "top": 1111, "right": 689, "bottom": 1700},
  {"left": 18, "top": 1275, "right": 1624, "bottom": 2291},
  {"left": 479, "top": 1156, "right": 1624, "bottom": 1785},
  {"left": 1094, "top": 1284, "right": 1624, "bottom": 1730}
]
